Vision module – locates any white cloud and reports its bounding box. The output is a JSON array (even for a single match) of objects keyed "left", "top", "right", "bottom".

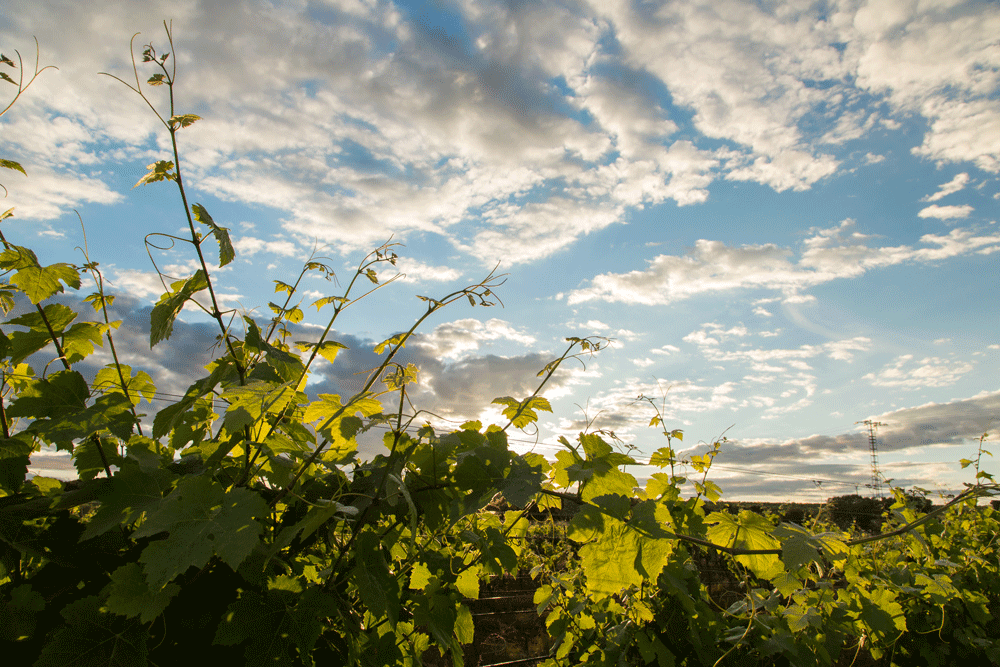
[
  {"left": 569, "top": 220, "right": 1000, "bottom": 305},
  {"left": 2, "top": 166, "right": 123, "bottom": 221},
  {"left": 412, "top": 317, "right": 536, "bottom": 361},
  {"left": 923, "top": 173, "right": 970, "bottom": 202},
  {"left": 231, "top": 236, "right": 303, "bottom": 258},
  {"left": 917, "top": 204, "right": 974, "bottom": 219},
  {"left": 863, "top": 354, "right": 974, "bottom": 388},
  {"left": 3, "top": 0, "right": 999, "bottom": 270},
  {"left": 696, "top": 336, "right": 872, "bottom": 365},
  {"left": 393, "top": 258, "right": 463, "bottom": 284}
]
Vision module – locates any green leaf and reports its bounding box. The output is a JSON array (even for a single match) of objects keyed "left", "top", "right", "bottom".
[
  {"left": 151, "top": 361, "right": 235, "bottom": 440},
  {"left": 213, "top": 586, "right": 338, "bottom": 666},
  {"left": 61, "top": 321, "right": 110, "bottom": 364},
  {"left": 456, "top": 568, "right": 480, "bottom": 600},
  {"left": 352, "top": 531, "right": 400, "bottom": 626},
  {"left": 571, "top": 513, "right": 643, "bottom": 596},
  {"left": 102, "top": 562, "right": 181, "bottom": 623},
  {"left": 134, "top": 159, "right": 177, "bottom": 187},
  {"left": 0, "top": 158, "right": 26, "bottom": 176},
  {"left": 311, "top": 294, "right": 348, "bottom": 310},
  {"left": 192, "top": 203, "right": 235, "bottom": 266},
  {"left": 409, "top": 562, "right": 434, "bottom": 591},
  {"left": 492, "top": 395, "right": 553, "bottom": 429},
  {"left": 0, "top": 583, "right": 45, "bottom": 642},
  {"left": 773, "top": 523, "right": 823, "bottom": 572},
  {"left": 296, "top": 339, "right": 348, "bottom": 364},
  {"left": 34, "top": 596, "right": 148, "bottom": 667},
  {"left": 149, "top": 270, "right": 209, "bottom": 346},
  {"left": 84, "top": 290, "right": 115, "bottom": 313},
  {"left": 374, "top": 332, "right": 407, "bottom": 355},
  {"left": 455, "top": 603, "right": 474, "bottom": 644},
  {"left": 0, "top": 287, "right": 15, "bottom": 314},
  {"left": 133, "top": 475, "right": 268, "bottom": 589},
  {"left": 146, "top": 73, "right": 167, "bottom": 86},
  {"left": 303, "top": 394, "right": 380, "bottom": 465},
  {"left": 220, "top": 380, "right": 298, "bottom": 435},
  {"left": 273, "top": 280, "right": 294, "bottom": 295},
  {"left": 169, "top": 113, "right": 201, "bottom": 129},
  {"left": 6, "top": 369, "right": 89, "bottom": 420},
  {"left": 6, "top": 302, "right": 77, "bottom": 364},
  {"left": 73, "top": 436, "right": 125, "bottom": 480},
  {"left": 81, "top": 457, "right": 178, "bottom": 541},
  {"left": 706, "top": 510, "right": 782, "bottom": 580},
  {"left": 856, "top": 587, "right": 907, "bottom": 640},
  {"left": 0, "top": 432, "right": 32, "bottom": 494},
  {"left": 581, "top": 466, "right": 636, "bottom": 519},
  {"left": 244, "top": 316, "right": 306, "bottom": 382},
  {"left": 93, "top": 364, "right": 157, "bottom": 406},
  {"left": 648, "top": 446, "right": 676, "bottom": 469},
  {"left": 0, "top": 245, "right": 80, "bottom": 304}
]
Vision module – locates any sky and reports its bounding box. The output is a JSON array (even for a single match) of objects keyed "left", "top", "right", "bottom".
[{"left": 2, "top": 0, "right": 998, "bottom": 502}]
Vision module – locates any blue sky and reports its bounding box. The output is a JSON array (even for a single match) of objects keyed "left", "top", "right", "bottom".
[{"left": 2, "top": 0, "right": 998, "bottom": 501}]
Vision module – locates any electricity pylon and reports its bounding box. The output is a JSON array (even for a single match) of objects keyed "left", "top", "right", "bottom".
[{"left": 857, "top": 420, "right": 887, "bottom": 498}]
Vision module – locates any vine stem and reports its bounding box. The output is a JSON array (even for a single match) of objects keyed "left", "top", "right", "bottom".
[{"left": 0, "top": 383, "right": 10, "bottom": 439}]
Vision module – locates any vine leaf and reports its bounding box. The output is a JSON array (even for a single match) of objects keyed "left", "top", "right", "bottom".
[
  {"left": 80, "top": 456, "right": 178, "bottom": 541},
  {"left": 244, "top": 316, "right": 305, "bottom": 382},
  {"left": 33, "top": 596, "right": 149, "bottom": 667},
  {"left": 311, "top": 294, "right": 348, "bottom": 311},
  {"left": 5, "top": 302, "right": 77, "bottom": 364},
  {"left": 374, "top": 332, "right": 407, "bottom": 355},
  {"left": 93, "top": 364, "right": 157, "bottom": 406},
  {"left": 351, "top": 531, "right": 400, "bottom": 627},
  {"left": 492, "top": 395, "right": 552, "bottom": 428},
  {"left": 213, "top": 585, "right": 338, "bottom": 666},
  {"left": 169, "top": 113, "right": 201, "bottom": 129},
  {"left": 149, "top": 270, "right": 209, "bottom": 346},
  {"left": 102, "top": 563, "right": 181, "bottom": 623},
  {"left": 295, "top": 339, "right": 348, "bottom": 364},
  {"left": 0, "top": 158, "right": 26, "bottom": 175},
  {"left": 0, "top": 583, "right": 45, "bottom": 642},
  {"left": 192, "top": 203, "right": 235, "bottom": 267},
  {"left": 133, "top": 475, "right": 268, "bottom": 590},
  {"left": 0, "top": 245, "right": 80, "bottom": 304},
  {"left": 134, "top": 160, "right": 177, "bottom": 187},
  {"left": 30, "top": 392, "right": 133, "bottom": 452},
  {"left": 73, "top": 436, "right": 124, "bottom": 481},
  {"left": 706, "top": 511, "right": 783, "bottom": 579}
]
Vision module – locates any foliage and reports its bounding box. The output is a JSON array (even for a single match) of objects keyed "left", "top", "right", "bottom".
[{"left": 1, "top": 25, "right": 998, "bottom": 667}]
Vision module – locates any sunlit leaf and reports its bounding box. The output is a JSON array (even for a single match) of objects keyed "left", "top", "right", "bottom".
[
  {"left": 0, "top": 159, "right": 26, "bottom": 175},
  {"left": 168, "top": 113, "right": 201, "bottom": 129}
]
